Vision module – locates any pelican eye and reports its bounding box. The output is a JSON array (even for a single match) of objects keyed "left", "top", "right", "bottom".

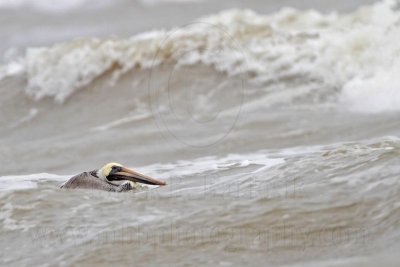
[{"left": 111, "top": 166, "right": 122, "bottom": 173}]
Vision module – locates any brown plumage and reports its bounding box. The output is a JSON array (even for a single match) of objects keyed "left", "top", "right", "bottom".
[{"left": 60, "top": 171, "right": 132, "bottom": 192}]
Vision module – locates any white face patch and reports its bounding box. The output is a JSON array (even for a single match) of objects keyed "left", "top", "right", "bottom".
[{"left": 96, "top": 169, "right": 106, "bottom": 180}]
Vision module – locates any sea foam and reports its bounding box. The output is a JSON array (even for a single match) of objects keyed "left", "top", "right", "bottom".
[{"left": 0, "top": 0, "right": 399, "bottom": 113}]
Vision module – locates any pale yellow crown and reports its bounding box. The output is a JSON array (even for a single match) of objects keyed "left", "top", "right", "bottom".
[{"left": 100, "top": 162, "right": 123, "bottom": 179}]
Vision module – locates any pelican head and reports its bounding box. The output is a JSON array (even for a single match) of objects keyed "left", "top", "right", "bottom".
[{"left": 97, "top": 162, "right": 166, "bottom": 186}]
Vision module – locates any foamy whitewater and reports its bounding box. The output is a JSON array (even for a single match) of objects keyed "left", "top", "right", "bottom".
[
  {"left": 2, "top": 0, "right": 400, "bottom": 112},
  {"left": 0, "top": 0, "right": 399, "bottom": 266}
]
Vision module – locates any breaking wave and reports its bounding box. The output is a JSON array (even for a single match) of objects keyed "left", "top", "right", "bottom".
[{"left": 1, "top": 0, "right": 400, "bottom": 113}]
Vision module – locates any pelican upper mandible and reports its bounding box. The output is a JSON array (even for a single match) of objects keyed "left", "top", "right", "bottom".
[{"left": 61, "top": 162, "right": 166, "bottom": 192}]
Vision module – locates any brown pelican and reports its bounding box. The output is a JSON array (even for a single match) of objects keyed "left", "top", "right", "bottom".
[{"left": 61, "top": 162, "right": 166, "bottom": 192}]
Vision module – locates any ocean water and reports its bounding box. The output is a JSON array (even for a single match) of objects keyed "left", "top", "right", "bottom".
[{"left": 1, "top": 0, "right": 400, "bottom": 266}]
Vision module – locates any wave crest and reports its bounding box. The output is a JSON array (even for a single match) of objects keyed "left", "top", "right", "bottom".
[{"left": 1, "top": 0, "right": 399, "bottom": 112}]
